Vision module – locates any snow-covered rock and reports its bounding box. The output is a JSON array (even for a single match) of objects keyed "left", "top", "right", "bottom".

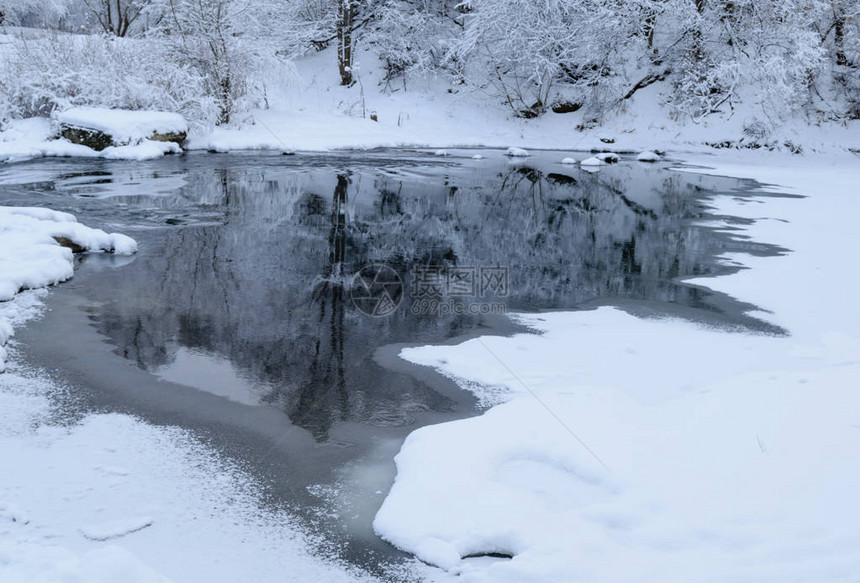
[
  {"left": 472, "top": 154, "right": 484, "bottom": 160},
  {"left": 560, "top": 157, "right": 577, "bottom": 165},
  {"left": 595, "top": 152, "right": 620, "bottom": 163},
  {"left": 0, "top": 206, "right": 137, "bottom": 371},
  {"left": 637, "top": 150, "right": 661, "bottom": 162},
  {"left": 56, "top": 108, "right": 188, "bottom": 151},
  {"left": 580, "top": 157, "right": 606, "bottom": 166},
  {"left": 434, "top": 149, "right": 449, "bottom": 157},
  {"left": 505, "top": 147, "right": 530, "bottom": 157}
]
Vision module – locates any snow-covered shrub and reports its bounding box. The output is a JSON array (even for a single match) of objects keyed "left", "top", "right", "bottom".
[
  {"left": 366, "top": 0, "right": 460, "bottom": 90},
  {"left": 152, "top": 0, "right": 290, "bottom": 125},
  {"left": 0, "top": 0, "right": 69, "bottom": 27},
  {"left": 0, "top": 32, "right": 216, "bottom": 127},
  {"left": 453, "top": 0, "right": 642, "bottom": 118},
  {"left": 78, "top": 0, "right": 158, "bottom": 36},
  {"left": 665, "top": 0, "right": 827, "bottom": 122},
  {"left": 0, "top": 0, "right": 296, "bottom": 128},
  {"left": 282, "top": 0, "right": 338, "bottom": 57}
]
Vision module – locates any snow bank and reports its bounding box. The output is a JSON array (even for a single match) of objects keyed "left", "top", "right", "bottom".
[
  {"left": 56, "top": 108, "right": 188, "bottom": 145},
  {"left": 376, "top": 153, "right": 860, "bottom": 582},
  {"left": 0, "top": 206, "right": 137, "bottom": 371},
  {"left": 102, "top": 140, "right": 182, "bottom": 161},
  {"left": 637, "top": 150, "right": 660, "bottom": 162},
  {"left": 580, "top": 156, "right": 605, "bottom": 166},
  {"left": 2, "top": 46, "right": 858, "bottom": 159},
  {"left": 505, "top": 147, "right": 530, "bottom": 157},
  {"left": 0, "top": 119, "right": 183, "bottom": 164},
  {"left": 0, "top": 206, "right": 137, "bottom": 300},
  {"left": 595, "top": 152, "right": 619, "bottom": 163}
]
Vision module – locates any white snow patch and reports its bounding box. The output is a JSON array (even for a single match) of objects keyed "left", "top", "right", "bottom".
[
  {"left": 0, "top": 206, "right": 137, "bottom": 300},
  {"left": 0, "top": 118, "right": 183, "bottom": 163},
  {"left": 434, "top": 149, "right": 449, "bottom": 157},
  {"left": 0, "top": 372, "right": 379, "bottom": 583},
  {"left": 560, "top": 157, "right": 577, "bottom": 164},
  {"left": 580, "top": 156, "right": 606, "bottom": 166},
  {"left": 595, "top": 152, "right": 619, "bottom": 163},
  {"left": 505, "top": 147, "right": 530, "bottom": 157},
  {"left": 637, "top": 150, "right": 661, "bottom": 162},
  {"left": 102, "top": 140, "right": 182, "bottom": 161},
  {"left": 0, "top": 543, "right": 176, "bottom": 583}
]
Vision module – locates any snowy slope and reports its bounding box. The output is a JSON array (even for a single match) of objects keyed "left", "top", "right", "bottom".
[{"left": 1, "top": 47, "right": 857, "bottom": 162}]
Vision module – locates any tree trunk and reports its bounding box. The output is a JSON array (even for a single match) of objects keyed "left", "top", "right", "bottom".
[
  {"left": 645, "top": 13, "right": 656, "bottom": 50},
  {"left": 642, "top": 1, "right": 659, "bottom": 51},
  {"left": 337, "top": 0, "right": 355, "bottom": 86},
  {"left": 106, "top": 0, "right": 113, "bottom": 33},
  {"left": 834, "top": 9, "right": 848, "bottom": 66},
  {"left": 218, "top": 75, "right": 232, "bottom": 125},
  {"left": 692, "top": 0, "right": 706, "bottom": 62}
]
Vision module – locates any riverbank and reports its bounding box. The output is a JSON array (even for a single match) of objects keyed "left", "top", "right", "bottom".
[{"left": 1, "top": 47, "right": 858, "bottom": 164}]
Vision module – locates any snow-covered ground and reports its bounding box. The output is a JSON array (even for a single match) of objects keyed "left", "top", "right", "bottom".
[{"left": 375, "top": 151, "right": 860, "bottom": 583}]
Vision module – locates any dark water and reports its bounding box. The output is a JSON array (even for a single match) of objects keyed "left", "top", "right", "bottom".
[{"left": 0, "top": 149, "right": 784, "bottom": 577}]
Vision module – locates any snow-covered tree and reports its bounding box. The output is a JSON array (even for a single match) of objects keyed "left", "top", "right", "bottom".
[
  {"left": 337, "top": 0, "right": 356, "bottom": 85},
  {"left": 366, "top": 0, "right": 461, "bottom": 89},
  {"left": 154, "top": 0, "right": 290, "bottom": 125},
  {"left": 452, "top": 0, "right": 646, "bottom": 118},
  {"left": 80, "top": 0, "right": 158, "bottom": 36},
  {"left": 0, "top": 0, "right": 69, "bottom": 27}
]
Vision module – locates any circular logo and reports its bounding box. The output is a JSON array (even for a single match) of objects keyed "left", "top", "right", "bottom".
[{"left": 350, "top": 264, "right": 403, "bottom": 317}]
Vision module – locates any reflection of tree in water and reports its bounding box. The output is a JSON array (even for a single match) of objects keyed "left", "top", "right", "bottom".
[
  {"left": 292, "top": 175, "right": 349, "bottom": 437},
  {"left": 88, "top": 160, "right": 765, "bottom": 440}
]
